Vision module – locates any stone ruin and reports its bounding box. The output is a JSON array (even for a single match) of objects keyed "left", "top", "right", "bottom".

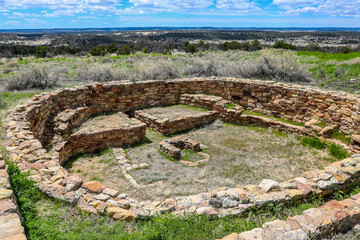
[{"left": 4, "top": 77, "right": 360, "bottom": 239}]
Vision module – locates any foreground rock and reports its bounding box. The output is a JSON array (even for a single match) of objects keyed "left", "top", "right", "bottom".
[{"left": 0, "top": 159, "right": 26, "bottom": 240}]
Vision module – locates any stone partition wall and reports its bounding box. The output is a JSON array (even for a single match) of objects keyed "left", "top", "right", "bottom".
[
  {"left": 134, "top": 110, "right": 219, "bottom": 135},
  {"left": 5, "top": 77, "right": 360, "bottom": 239}
]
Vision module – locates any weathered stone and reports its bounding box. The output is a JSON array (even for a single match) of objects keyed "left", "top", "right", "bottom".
[
  {"left": 0, "top": 214, "right": 25, "bottom": 240},
  {"left": 0, "top": 161, "right": 5, "bottom": 170},
  {"left": 238, "top": 228, "right": 264, "bottom": 240},
  {"left": 39, "top": 183, "right": 66, "bottom": 199},
  {"left": 82, "top": 181, "right": 105, "bottom": 193},
  {"left": 259, "top": 179, "right": 280, "bottom": 192},
  {"left": 196, "top": 206, "right": 217, "bottom": 215},
  {"left": 158, "top": 199, "right": 176, "bottom": 213},
  {"left": 65, "top": 175, "right": 83, "bottom": 192},
  {"left": 107, "top": 207, "right": 137, "bottom": 221},
  {"left": 0, "top": 189, "right": 13, "bottom": 200},
  {"left": 209, "top": 198, "right": 222, "bottom": 208},
  {"left": 0, "top": 199, "right": 17, "bottom": 215},
  {"left": 222, "top": 197, "right": 239, "bottom": 208},
  {"left": 102, "top": 188, "right": 119, "bottom": 198},
  {"left": 218, "top": 233, "right": 238, "bottom": 240},
  {"left": 94, "top": 193, "right": 110, "bottom": 201}
]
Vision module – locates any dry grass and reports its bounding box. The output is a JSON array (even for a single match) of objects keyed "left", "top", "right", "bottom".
[
  {"left": 6, "top": 64, "right": 59, "bottom": 90},
  {"left": 1, "top": 49, "right": 313, "bottom": 90}
]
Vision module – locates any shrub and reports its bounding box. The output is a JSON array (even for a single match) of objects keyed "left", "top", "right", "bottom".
[
  {"left": 184, "top": 43, "right": 197, "bottom": 54},
  {"left": 6, "top": 64, "right": 58, "bottom": 90},
  {"left": 117, "top": 45, "right": 132, "bottom": 55},
  {"left": 90, "top": 46, "right": 106, "bottom": 56},
  {"left": 75, "top": 63, "right": 123, "bottom": 82},
  {"left": 106, "top": 43, "right": 117, "bottom": 54},
  {"left": 273, "top": 40, "right": 296, "bottom": 50},
  {"left": 35, "top": 46, "right": 52, "bottom": 58}
]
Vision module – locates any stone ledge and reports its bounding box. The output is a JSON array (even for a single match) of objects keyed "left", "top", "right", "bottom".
[{"left": 0, "top": 158, "right": 27, "bottom": 240}]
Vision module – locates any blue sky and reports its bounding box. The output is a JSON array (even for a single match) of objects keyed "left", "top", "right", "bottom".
[{"left": 0, "top": 0, "right": 359, "bottom": 29}]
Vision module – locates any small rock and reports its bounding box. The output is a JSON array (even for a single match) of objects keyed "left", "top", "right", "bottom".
[
  {"left": 0, "top": 199, "right": 17, "bottom": 215},
  {"left": 238, "top": 228, "right": 264, "bottom": 240},
  {"left": 259, "top": 179, "right": 280, "bottom": 192},
  {"left": 219, "top": 233, "right": 238, "bottom": 240},
  {"left": 0, "top": 189, "right": 13, "bottom": 200},
  {"left": 103, "top": 188, "right": 119, "bottom": 198},
  {"left": 196, "top": 207, "right": 217, "bottom": 215},
  {"left": 117, "top": 193, "right": 127, "bottom": 199},
  {"left": 107, "top": 207, "right": 137, "bottom": 221},
  {"left": 209, "top": 199, "right": 222, "bottom": 208},
  {"left": 0, "top": 161, "right": 5, "bottom": 170},
  {"left": 65, "top": 175, "right": 83, "bottom": 192},
  {"left": 82, "top": 181, "right": 105, "bottom": 193},
  {"left": 222, "top": 197, "right": 239, "bottom": 208},
  {"left": 94, "top": 193, "right": 110, "bottom": 201}
]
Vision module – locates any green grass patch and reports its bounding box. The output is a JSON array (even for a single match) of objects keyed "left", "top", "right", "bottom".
[
  {"left": 315, "top": 119, "right": 327, "bottom": 128},
  {"left": 297, "top": 51, "right": 360, "bottom": 62},
  {"left": 327, "top": 143, "right": 351, "bottom": 160},
  {"left": 331, "top": 131, "right": 351, "bottom": 145},
  {"left": 181, "top": 149, "right": 204, "bottom": 163},
  {"left": 225, "top": 103, "right": 236, "bottom": 109},
  {"left": 178, "top": 104, "right": 209, "bottom": 112},
  {"left": 299, "top": 136, "right": 350, "bottom": 160},
  {"left": 299, "top": 136, "right": 326, "bottom": 149}
]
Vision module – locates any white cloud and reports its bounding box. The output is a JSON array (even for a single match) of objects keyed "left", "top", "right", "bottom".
[
  {"left": 216, "top": 0, "right": 260, "bottom": 13},
  {"left": 5, "top": 20, "right": 21, "bottom": 25},
  {"left": 27, "top": 17, "right": 47, "bottom": 25},
  {"left": 128, "top": 0, "right": 213, "bottom": 11},
  {"left": 273, "top": 0, "right": 360, "bottom": 17}
]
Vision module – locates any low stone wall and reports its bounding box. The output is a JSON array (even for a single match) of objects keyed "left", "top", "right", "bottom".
[
  {"left": 0, "top": 157, "right": 26, "bottom": 240},
  {"left": 55, "top": 124, "right": 146, "bottom": 165},
  {"left": 221, "top": 192, "right": 360, "bottom": 240},
  {"left": 4, "top": 78, "right": 360, "bottom": 238},
  {"left": 53, "top": 106, "right": 92, "bottom": 138},
  {"left": 134, "top": 110, "right": 219, "bottom": 135},
  {"left": 180, "top": 94, "right": 244, "bottom": 123}
]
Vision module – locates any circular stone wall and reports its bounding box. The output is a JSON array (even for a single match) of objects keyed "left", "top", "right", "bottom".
[{"left": 5, "top": 77, "right": 360, "bottom": 223}]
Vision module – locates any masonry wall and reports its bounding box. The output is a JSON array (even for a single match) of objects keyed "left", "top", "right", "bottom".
[{"left": 19, "top": 78, "right": 360, "bottom": 148}]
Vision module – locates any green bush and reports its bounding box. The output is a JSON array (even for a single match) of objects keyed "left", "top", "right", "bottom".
[
  {"left": 106, "top": 43, "right": 118, "bottom": 54},
  {"left": 273, "top": 40, "right": 296, "bottom": 50},
  {"left": 90, "top": 46, "right": 106, "bottom": 56},
  {"left": 117, "top": 45, "right": 132, "bottom": 55},
  {"left": 184, "top": 41, "right": 197, "bottom": 54}
]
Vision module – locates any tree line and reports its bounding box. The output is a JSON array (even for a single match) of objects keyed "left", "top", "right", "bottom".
[{"left": 0, "top": 39, "right": 359, "bottom": 58}]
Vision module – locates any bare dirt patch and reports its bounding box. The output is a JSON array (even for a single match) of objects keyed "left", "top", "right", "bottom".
[
  {"left": 73, "top": 112, "right": 142, "bottom": 134},
  {"left": 66, "top": 119, "right": 336, "bottom": 201},
  {"left": 141, "top": 105, "right": 209, "bottom": 120}
]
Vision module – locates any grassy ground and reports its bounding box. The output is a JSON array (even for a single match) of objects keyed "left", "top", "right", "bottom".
[
  {"left": 1, "top": 49, "right": 359, "bottom": 92},
  {"left": 67, "top": 116, "right": 339, "bottom": 201}
]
